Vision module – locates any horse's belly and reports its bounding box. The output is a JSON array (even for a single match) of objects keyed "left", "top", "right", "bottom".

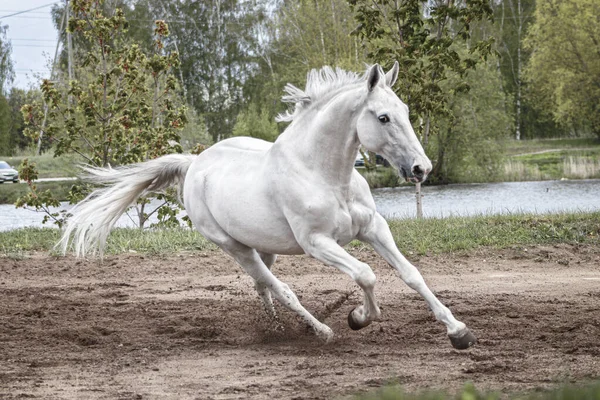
[
  {"left": 216, "top": 206, "right": 304, "bottom": 255},
  {"left": 206, "top": 174, "right": 305, "bottom": 255}
]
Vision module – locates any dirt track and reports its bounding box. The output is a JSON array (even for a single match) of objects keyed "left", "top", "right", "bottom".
[{"left": 1, "top": 243, "right": 600, "bottom": 399}]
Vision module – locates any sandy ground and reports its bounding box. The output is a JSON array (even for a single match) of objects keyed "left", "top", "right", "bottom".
[{"left": 1, "top": 243, "right": 600, "bottom": 399}]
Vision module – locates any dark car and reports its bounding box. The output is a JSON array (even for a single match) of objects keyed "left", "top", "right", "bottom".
[
  {"left": 0, "top": 161, "right": 19, "bottom": 183},
  {"left": 354, "top": 153, "right": 365, "bottom": 167}
]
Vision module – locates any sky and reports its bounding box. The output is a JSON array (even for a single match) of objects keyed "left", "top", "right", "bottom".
[{"left": 1, "top": 1, "right": 61, "bottom": 89}]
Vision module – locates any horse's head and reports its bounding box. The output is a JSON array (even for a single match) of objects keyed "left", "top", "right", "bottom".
[{"left": 356, "top": 63, "right": 432, "bottom": 183}]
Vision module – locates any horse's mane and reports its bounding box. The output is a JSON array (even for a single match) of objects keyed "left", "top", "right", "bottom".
[{"left": 276, "top": 66, "right": 364, "bottom": 123}]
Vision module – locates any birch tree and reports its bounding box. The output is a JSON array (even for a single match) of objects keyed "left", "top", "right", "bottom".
[{"left": 525, "top": 0, "right": 600, "bottom": 138}]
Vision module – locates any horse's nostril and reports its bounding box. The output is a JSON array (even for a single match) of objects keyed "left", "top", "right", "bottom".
[{"left": 412, "top": 165, "right": 424, "bottom": 177}]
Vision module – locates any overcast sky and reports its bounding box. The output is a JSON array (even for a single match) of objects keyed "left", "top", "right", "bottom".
[{"left": 1, "top": 1, "right": 60, "bottom": 89}]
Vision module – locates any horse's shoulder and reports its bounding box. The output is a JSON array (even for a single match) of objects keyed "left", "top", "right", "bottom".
[{"left": 350, "top": 170, "right": 376, "bottom": 208}]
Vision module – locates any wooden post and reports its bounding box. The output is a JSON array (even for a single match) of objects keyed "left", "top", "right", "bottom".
[{"left": 415, "top": 182, "right": 423, "bottom": 218}]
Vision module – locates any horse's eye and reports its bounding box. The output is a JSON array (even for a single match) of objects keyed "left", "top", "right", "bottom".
[{"left": 378, "top": 114, "right": 390, "bottom": 124}]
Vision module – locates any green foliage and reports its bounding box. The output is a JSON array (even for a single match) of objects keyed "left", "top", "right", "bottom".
[
  {"left": 0, "top": 94, "right": 11, "bottom": 153},
  {"left": 245, "top": 0, "right": 366, "bottom": 124},
  {"left": 22, "top": 4, "right": 185, "bottom": 167},
  {"left": 18, "top": 0, "right": 188, "bottom": 228},
  {"left": 0, "top": 226, "right": 215, "bottom": 256},
  {"left": 525, "top": 0, "right": 600, "bottom": 138},
  {"left": 14, "top": 158, "right": 65, "bottom": 226},
  {"left": 490, "top": 0, "right": 561, "bottom": 140},
  {"left": 232, "top": 104, "right": 279, "bottom": 142},
  {"left": 0, "top": 88, "right": 48, "bottom": 157},
  {"left": 349, "top": 0, "right": 498, "bottom": 183},
  {"left": 358, "top": 167, "right": 401, "bottom": 189},
  {"left": 432, "top": 58, "right": 512, "bottom": 183},
  {"left": 124, "top": 0, "right": 271, "bottom": 141},
  {"left": 178, "top": 109, "right": 212, "bottom": 151},
  {"left": 354, "top": 381, "right": 600, "bottom": 400},
  {"left": 0, "top": 24, "right": 14, "bottom": 95}
]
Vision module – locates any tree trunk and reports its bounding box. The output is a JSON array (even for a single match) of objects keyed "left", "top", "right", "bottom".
[
  {"left": 516, "top": 0, "right": 522, "bottom": 140},
  {"left": 415, "top": 183, "right": 423, "bottom": 218}
]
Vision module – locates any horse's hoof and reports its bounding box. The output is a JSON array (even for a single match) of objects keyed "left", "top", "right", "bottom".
[
  {"left": 348, "top": 307, "right": 371, "bottom": 331},
  {"left": 317, "top": 325, "right": 334, "bottom": 343},
  {"left": 448, "top": 328, "right": 477, "bottom": 350}
]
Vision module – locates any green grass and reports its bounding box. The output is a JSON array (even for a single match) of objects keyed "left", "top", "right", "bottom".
[
  {"left": 0, "top": 227, "right": 216, "bottom": 257},
  {"left": 502, "top": 138, "right": 600, "bottom": 157},
  {"left": 363, "top": 212, "right": 600, "bottom": 255},
  {"left": 354, "top": 381, "right": 600, "bottom": 400},
  {"left": 0, "top": 180, "right": 75, "bottom": 204},
  {"left": 500, "top": 138, "right": 600, "bottom": 181},
  {"left": 2, "top": 212, "right": 598, "bottom": 257},
  {"left": 1, "top": 152, "right": 81, "bottom": 179}
]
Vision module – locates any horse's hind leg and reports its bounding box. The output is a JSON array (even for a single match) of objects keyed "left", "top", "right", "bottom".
[
  {"left": 255, "top": 252, "right": 283, "bottom": 330},
  {"left": 359, "top": 213, "right": 476, "bottom": 350},
  {"left": 222, "top": 242, "right": 333, "bottom": 342}
]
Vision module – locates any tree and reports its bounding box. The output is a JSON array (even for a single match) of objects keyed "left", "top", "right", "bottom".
[
  {"left": 0, "top": 94, "right": 11, "bottom": 153},
  {"left": 349, "top": 0, "right": 495, "bottom": 183},
  {"left": 241, "top": 0, "right": 367, "bottom": 139},
  {"left": 0, "top": 24, "right": 15, "bottom": 155},
  {"left": 525, "top": 0, "right": 600, "bottom": 138},
  {"left": 490, "top": 0, "right": 561, "bottom": 139},
  {"left": 18, "top": 0, "right": 188, "bottom": 227},
  {"left": 0, "top": 88, "right": 38, "bottom": 155},
  {"left": 232, "top": 103, "right": 278, "bottom": 142},
  {"left": 433, "top": 57, "right": 512, "bottom": 182},
  {"left": 126, "top": 0, "right": 271, "bottom": 142},
  {"left": 0, "top": 24, "right": 14, "bottom": 95},
  {"left": 494, "top": 0, "right": 532, "bottom": 140}
]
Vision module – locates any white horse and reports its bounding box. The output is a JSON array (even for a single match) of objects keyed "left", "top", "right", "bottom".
[{"left": 60, "top": 63, "right": 476, "bottom": 349}]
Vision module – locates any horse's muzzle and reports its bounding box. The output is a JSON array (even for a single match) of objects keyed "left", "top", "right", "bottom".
[{"left": 399, "top": 164, "right": 429, "bottom": 184}]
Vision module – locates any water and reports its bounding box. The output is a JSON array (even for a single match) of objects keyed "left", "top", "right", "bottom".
[
  {"left": 374, "top": 179, "right": 600, "bottom": 219},
  {"left": 0, "top": 199, "right": 187, "bottom": 232},
  {"left": 1, "top": 179, "right": 599, "bottom": 231}
]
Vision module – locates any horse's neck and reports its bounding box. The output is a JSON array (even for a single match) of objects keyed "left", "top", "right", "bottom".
[{"left": 274, "top": 91, "right": 361, "bottom": 187}]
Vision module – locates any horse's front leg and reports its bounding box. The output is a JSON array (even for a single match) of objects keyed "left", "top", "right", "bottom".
[
  {"left": 304, "top": 235, "right": 381, "bottom": 329},
  {"left": 359, "top": 213, "right": 476, "bottom": 350}
]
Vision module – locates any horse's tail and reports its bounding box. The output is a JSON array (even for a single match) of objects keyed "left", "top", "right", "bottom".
[{"left": 58, "top": 154, "right": 196, "bottom": 257}]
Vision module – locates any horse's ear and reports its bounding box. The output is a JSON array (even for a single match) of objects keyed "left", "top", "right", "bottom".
[
  {"left": 367, "top": 64, "right": 384, "bottom": 92},
  {"left": 386, "top": 61, "right": 399, "bottom": 87}
]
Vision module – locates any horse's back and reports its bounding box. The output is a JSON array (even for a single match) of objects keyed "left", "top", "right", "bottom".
[{"left": 206, "top": 136, "right": 273, "bottom": 153}]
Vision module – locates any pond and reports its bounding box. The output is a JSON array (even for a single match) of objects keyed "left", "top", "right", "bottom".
[
  {"left": 1, "top": 179, "right": 599, "bottom": 231},
  {"left": 374, "top": 179, "right": 600, "bottom": 218}
]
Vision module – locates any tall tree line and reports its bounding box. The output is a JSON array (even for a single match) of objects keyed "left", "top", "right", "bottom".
[{"left": 1, "top": 0, "right": 598, "bottom": 172}]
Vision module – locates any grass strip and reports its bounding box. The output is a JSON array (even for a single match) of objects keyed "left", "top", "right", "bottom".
[
  {"left": 384, "top": 211, "right": 600, "bottom": 255},
  {"left": 0, "top": 180, "right": 74, "bottom": 204},
  {"left": 1, "top": 212, "right": 598, "bottom": 257},
  {"left": 1, "top": 153, "right": 80, "bottom": 179},
  {"left": 355, "top": 381, "right": 600, "bottom": 400},
  {"left": 0, "top": 227, "right": 216, "bottom": 258}
]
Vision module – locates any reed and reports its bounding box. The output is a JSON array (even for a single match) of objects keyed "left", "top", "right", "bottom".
[{"left": 562, "top": 156, "right": 600, "bottom": 179}]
